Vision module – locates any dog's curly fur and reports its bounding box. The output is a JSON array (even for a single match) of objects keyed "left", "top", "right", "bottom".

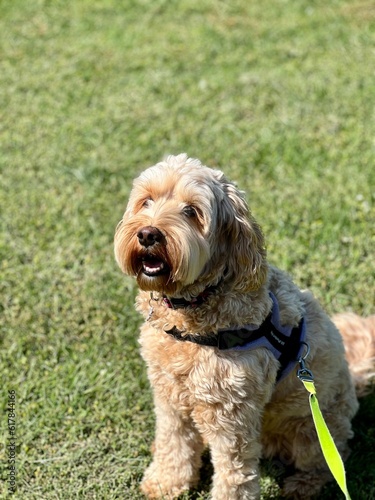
[{"left": 114, "top": 154, "right": 375, "bottom": 500}]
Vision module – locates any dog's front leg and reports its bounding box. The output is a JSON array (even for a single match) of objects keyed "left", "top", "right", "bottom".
[
  {"left": 208, "top": 420, "right": 262, "bottom": 500},
  {"left": 193, "top": 387, "right": 269, "bottom": 500},
  {"left": 140, "top": 395, "right": 204, "bottom": 499}
]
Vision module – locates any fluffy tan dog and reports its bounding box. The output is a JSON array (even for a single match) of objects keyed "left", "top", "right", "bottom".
[{"left": 114, "top": 154, "right": 374, "bottom": 500}]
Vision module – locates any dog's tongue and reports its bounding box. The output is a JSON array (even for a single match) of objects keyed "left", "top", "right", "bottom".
[{"left": 145, "top": 259, "right": 163, "bottom": 269}]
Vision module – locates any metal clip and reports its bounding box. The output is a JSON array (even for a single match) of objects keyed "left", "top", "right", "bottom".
[
  {"left": 146, "top": 292, "right": 155, "bottom": 321},
  {"left": 297, "top": 342, "right": 314, "bottom": 382}
]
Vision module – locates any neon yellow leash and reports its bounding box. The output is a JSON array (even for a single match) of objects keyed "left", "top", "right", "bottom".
[{"left": 297, "top": 344, "right": 352, "bottom": 500}]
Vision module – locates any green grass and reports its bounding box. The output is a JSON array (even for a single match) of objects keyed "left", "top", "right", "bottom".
[{"left": 0, "top": 0, "right": 374, "bottom": 498}]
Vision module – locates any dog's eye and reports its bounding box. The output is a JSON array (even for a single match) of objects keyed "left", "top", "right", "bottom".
[
  {"left": 183, "top": 205, "right": 197, "bottom": 218},
  {"left": 142, "top": 198, "right": 153, "bottom": 208}
]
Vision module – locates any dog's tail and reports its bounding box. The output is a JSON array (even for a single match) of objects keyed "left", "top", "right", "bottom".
[{"left": 332, "top": 312, "right": 375, "bottom": 397}]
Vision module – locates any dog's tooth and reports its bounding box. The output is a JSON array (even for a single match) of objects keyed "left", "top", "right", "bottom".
[{"left": 143, "top": 261, "right": 164, "bottom": 274}]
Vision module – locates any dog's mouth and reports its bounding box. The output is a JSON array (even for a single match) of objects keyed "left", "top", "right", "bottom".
[{"left": 141, "top": 256, "right": 170, "bottom": 277}]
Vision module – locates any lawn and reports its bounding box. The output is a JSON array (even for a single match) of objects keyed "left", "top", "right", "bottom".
[{"left": 0, "top": 0, "right": 374, "bottom": 498}]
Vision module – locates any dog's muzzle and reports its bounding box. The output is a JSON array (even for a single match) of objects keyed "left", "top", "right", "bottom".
[{"left": 136, "top": 226, "right": 170, "bottom": 277}]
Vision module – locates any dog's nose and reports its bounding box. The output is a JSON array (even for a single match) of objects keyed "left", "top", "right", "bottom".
[{"left": 137, "top": 226, "right": 163, "bottom": 247}]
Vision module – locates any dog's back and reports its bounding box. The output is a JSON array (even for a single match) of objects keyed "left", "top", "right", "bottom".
[{"left": 333, "top": 312, "right": 375, "bottom": 396}]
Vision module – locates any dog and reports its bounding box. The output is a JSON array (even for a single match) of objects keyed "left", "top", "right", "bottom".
[{"left": 114, "top": 154, "right": 374, "bottom": 499}]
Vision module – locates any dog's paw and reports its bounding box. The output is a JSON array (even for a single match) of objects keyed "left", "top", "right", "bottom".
[
  {"left": 140, "top": 461, "right": 194, "bottom": 499},
  {"left": 140, "top": 477, "right": 189, "bottom": 499},
  {"left": 282, "top": 469, "right": 331, "bottom": 499}
]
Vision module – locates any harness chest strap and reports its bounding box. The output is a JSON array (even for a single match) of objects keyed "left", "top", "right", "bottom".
[{"left": 164, "top": 292, "right": 306, "bottom": 381}]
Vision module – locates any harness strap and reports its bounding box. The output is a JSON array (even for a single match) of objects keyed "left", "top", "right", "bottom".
[{"left": 164, "top": 293, "right": 306, "bottom": 381}]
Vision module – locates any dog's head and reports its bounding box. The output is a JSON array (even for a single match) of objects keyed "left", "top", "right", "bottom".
[{"left": 114, "top": 154, "right": 267, "bottom": 296}]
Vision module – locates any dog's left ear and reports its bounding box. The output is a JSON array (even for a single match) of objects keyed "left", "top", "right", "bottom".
[{"left": 217, "top": 180, "right": 267, "bottom": 292}]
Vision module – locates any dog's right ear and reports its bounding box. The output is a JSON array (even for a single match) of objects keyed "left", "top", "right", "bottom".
[{"left": 216, "top": 179, "right": 267, "bottom": 292}]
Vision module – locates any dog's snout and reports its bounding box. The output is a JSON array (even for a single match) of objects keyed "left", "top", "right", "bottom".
[{"left": 137, "top": 226, "right": 163, "bottom": 247}]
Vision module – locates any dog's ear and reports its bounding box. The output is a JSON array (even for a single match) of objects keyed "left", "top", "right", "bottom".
[{"left": 216, "top": 180, "right": 267, "bottom": 292}]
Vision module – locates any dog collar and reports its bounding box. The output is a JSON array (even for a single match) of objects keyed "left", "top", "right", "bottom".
[
  {"left": 163, "top": 293, "right": 208, "bottom": 309},
  {"left": 164, "top": 292, "right": 306, "bottom": 382},
  {"left": 162, "top": 283, "right": 220, "bottom": 309}
]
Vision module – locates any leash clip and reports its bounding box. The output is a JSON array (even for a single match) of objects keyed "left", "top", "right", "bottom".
[{"left": 297, "top": 342, "right": 314, "bottom": 382}]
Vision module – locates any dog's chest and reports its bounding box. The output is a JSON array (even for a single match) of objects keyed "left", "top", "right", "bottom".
[
  {"left": 140, "top": 334, "right": 212, "bottom": 408},
  {"left": 139, "top": 324, "right": 267, "bottom": 414}
]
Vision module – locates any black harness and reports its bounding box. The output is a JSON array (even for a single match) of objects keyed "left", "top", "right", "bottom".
[{"left": 163, "top": 292, "right": 306, "bottom": 382}]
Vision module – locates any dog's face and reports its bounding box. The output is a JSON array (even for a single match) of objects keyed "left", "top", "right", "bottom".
[{"left": 114, "top": 154, "right": 267, "bottom": 295}]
